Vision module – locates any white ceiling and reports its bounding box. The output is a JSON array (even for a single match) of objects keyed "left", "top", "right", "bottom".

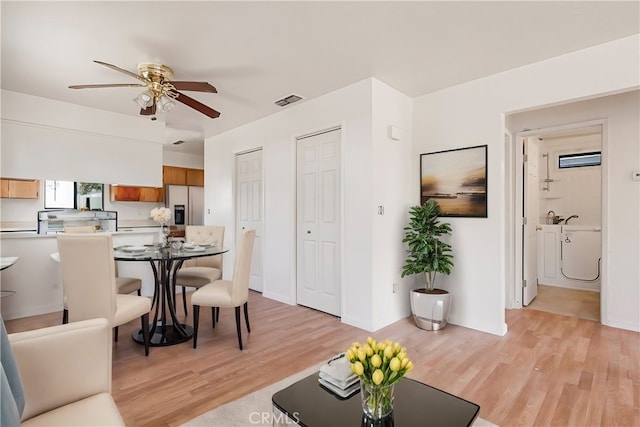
[{"left": 2, "top": 1, "right": 638, "bottom": 155}]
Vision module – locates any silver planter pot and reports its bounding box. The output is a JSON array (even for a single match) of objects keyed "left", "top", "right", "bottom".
[{"left": 410, "top": 288, "right": 451, "bottom": 331}]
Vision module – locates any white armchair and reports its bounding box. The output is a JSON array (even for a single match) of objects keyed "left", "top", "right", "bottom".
[{"left": 1, "top": 317, "right": 124, "bottom": 426}]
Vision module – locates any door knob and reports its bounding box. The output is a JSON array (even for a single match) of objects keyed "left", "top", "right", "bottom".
[{"left": 307, "top": 230, "right": 311, "bottom": 234}]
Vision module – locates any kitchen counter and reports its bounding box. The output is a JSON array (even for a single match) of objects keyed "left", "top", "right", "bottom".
[
  {"left": 0, "top": 227, "right": 161, "bottom": 239},
  {"left": 0, "top": 227, "right": 163, "bottom": 320}
]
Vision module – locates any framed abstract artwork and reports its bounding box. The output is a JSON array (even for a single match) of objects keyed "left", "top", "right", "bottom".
[{"left": 420, "top": 145, "right": 488, "bottom": 217}]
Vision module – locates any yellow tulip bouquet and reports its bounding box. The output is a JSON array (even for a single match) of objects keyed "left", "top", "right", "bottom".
[{"left": 346, "top": 337, "right": 413, "bottom": 419}]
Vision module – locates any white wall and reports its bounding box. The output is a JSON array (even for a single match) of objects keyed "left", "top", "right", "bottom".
[
  {"left": 370, "top": 80, "right": 414, "bottom": 330},
  {"left": 205, "top": 78, "right": 415, "bottom": 331},
  {"left": 163, "top": 150, "right": 205, "bottom": 169},
  {"left": 1, "top": 90, "right": 164, "bottom": 186},
  {"left": 508, "top": 90, "right": 640, "bottom": 331},
  {"left": 538, "top": 134, "right": 602, "bottom": 226},
  {"left": 0, "top": 90, "right": 205, "bottom": 226},
  {"left": 413, "top": 35, "right": 639, "bottom": 335}
]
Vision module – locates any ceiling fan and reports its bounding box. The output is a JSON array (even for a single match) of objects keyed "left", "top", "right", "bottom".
[{"left": 69, "top": 60, "right": 220, "bottom": 119}]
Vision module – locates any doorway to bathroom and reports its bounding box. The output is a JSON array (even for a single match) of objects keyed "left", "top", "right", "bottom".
[{"left": 513, "top": 120, "right": 603, "bottom": 322}]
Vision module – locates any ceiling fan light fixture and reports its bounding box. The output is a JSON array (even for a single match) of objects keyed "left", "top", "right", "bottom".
[
  {"left": 157, "top": 95, "right": 175, "bottom": 112},
  {"left": 71, "top": 60, "right": 221, "bottom": 119},
  {"left": 134, "top": 90, "right": 154, "bottom": 108}
]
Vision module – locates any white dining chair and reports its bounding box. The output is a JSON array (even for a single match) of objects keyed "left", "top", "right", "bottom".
[
  {"left": 191, "top": 229, "right": 255, "bottom": 350},
  {"left": 59, "top": 226, "right": 142, "bottom": 324},
  {"left": 174, "top": 225, "right": 224, "bottom": 315},
  {"left": 57, "top": 233, "right": 151, "bottom": 355}
]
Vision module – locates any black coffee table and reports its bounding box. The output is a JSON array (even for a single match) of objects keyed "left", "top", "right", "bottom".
[{"left": 272, "top": 372, "right": 480, "bottom": 426}]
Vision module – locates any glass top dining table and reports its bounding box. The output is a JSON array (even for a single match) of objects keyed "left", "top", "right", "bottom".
[{"left": 114, "top": 243, "right": 228, "bottom": 346}]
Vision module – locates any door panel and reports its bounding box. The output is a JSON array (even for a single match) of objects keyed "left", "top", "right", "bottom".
[
  {"left": 523, "top": 138, "right": 539, "bottom": 306},
  {"left": 235, "top": 149, "right": 263, "bottom": 292},
  {"left": 302, "top": 240, "right": 317, "bottom": 290},
  {"left": 296, "top": 128, "right": 341, "bottom": 316},
  {"left": 189, "top": 186, "right": 204, "bottom": 226}
]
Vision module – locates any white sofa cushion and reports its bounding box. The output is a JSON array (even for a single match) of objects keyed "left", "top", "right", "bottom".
[{"left": 21, "top": 393, "right": 124, "bottom": 427}]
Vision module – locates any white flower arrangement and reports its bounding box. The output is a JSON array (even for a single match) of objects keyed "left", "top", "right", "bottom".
[{"left": 150, "top": 207, "right": 172, "bottom": 225}]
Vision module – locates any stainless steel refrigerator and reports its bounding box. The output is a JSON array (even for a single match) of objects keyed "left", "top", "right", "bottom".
[{"left": 165, "top": 185, "right": 204, "bottom": 226}]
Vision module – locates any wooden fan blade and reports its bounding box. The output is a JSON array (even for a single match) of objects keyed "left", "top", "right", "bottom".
[
  {"left": 140, "top": 103, "right": 156, "bottom": 116},
  {"left": 69, "top": 83, "right": 146, "bottom": 89},
  {"left": 93, "top": 60, "right": 147, "bottom": 83},
  {"left": 172, "top": 91, "right": 220, "bottom": 119},
  {"left": 170, "top": 81, "right": 217, "bottom": 93}
]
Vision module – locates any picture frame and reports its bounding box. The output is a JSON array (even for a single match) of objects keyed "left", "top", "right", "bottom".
[{"left": 420, "top": 145, "right": 488, "bottom": 217}]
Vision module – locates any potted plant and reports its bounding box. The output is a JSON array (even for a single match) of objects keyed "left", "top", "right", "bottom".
[{"left": 401, "top": 199, "right": 454, "bottom": 330}]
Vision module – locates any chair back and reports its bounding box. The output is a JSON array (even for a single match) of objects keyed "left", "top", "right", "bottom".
[
  {"left": 184, "top": 226, "right": 225, "bottom": 271},
  {"left": 230, "top": 229, "right": 256, "bottom": 305},
  {"left": 61, "top": 226, "right": 124, "bottom": 276},
  {"left": 56, "top": 233, "right": 117, "bottom": 323}
]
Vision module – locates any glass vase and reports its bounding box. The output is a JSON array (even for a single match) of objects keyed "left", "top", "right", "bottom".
[
  {"left": 360, "top": 380, "right": 395, "bottom": 420},
  {"left": 159, "top": 224, "right": 170, "bottom": 248}
]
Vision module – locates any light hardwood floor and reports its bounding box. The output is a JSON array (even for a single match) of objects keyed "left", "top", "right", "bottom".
[
  {"left": 5, "top": 290, "right": 639, "bottom": 427},
  {"left": 525, "top": 284, "right": 600, "bottom": 322}
]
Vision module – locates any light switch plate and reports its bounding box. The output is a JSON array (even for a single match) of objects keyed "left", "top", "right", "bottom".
[{"left": 388, "top": 125, "right": 401, "bottom": 141}]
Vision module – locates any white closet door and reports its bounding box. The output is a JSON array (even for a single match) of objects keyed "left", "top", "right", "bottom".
[
  {"left": 235, "top": 149, "right": 263, "bottom": 292},
  {"left": 296, "top": 128, "right": 341, "bottom": 316},
  {"left": 523, "top": 138, "right": 539, "bottom": 305}
]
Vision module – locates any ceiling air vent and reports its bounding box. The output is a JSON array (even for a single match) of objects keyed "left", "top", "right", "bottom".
[
  {"left": 275, "top": 94, "right": 303, "bottom": 107},
  {"left": 172, "top": 140, "right": 186, "bottom": 145}
]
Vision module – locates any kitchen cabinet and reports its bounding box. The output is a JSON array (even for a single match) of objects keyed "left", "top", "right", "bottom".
[
  {"left": 186, "top": 168, "right": 204, "bottom": 186},
  {"left": 110, "top": 186, "right": 140, "bottom": 202},
  {"left": 110, "top": 185, "right": 163, "bottom": 202},
  {"left": 163, "top": 166, "right": 187, "bottom": 185},
  {"left": 139, "top": 187, "right": 164, "bottom": 202},
  {"left": 0, "top": 178, "right": 40, "bottom": 199},
  {"left": 163, "top": 166, "right": 204, "bottom": 187}
]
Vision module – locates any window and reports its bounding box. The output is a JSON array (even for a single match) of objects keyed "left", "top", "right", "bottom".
[
  {"left": 558, "top": 151, "right": 601, "bottom": 169},
  {"left": 76, "top": 182, "right": 104, "bottom": 210},
  {"left": 44, "top": 180, "right": 74, "bottom": 208},
  {"left": 44, "top": 180, "right": 104, "bottom": 210}
]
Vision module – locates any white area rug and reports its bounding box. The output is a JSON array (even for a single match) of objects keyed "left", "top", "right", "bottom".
[{"left": 182, "top": 364, "right": 497, "bottom": 426}]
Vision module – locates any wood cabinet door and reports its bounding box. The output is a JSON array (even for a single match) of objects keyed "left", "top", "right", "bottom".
[
  {"left": 186, "top": 168, "right": 204, "bottom": 186},
  {"left": 163, "top": 166, "right": 187, "bottom": 185},
  {"left": 0, "top": 179, "right": 9, "bottom": 198},
  {"left": 110, "top": 186, "right": 140, "bottom": 201},
  {"left": 2, "top": 179, "right": 40, "bottom": 198},
  {"left": 139, "top": 187, "right": 164, "bottom": 202}
]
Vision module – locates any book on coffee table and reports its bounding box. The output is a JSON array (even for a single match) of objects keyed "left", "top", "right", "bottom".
[{"left": 318, "top": 353, "right": 360, "bottom": 397}]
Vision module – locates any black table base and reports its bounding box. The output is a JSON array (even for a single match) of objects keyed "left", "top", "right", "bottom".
[
  {"left": 115, "top": 244, "right": 228, "bottom": 348},
  {"left": 132, "top": 322, "right": 193, "bottom": 346}
]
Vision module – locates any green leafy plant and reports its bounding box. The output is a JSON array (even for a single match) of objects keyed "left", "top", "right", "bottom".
[
  {"left": 77, "top": 182, "right": 103, "bottom": 195},
  {"left": 401, "top": 199, "right": 454, "bottom": 291}
]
